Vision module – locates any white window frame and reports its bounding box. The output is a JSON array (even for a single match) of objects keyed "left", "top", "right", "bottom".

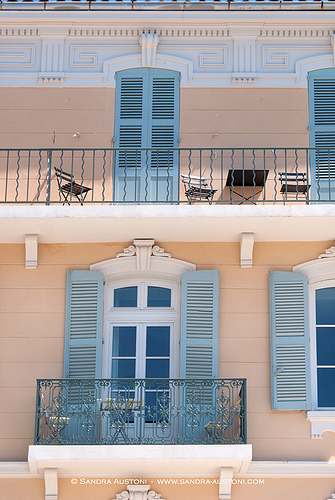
[
  {"left": 90, "top": 240, "right": 196, "bottom": 380},
  {"left": 294, "top": 257, "right": 335, "bottom": 437},
  {"left": 309, "top": 279, "right": 335, "bottom": 411},
  {"left": 104, "top": 278, "right": 179, "bottom": 379}
]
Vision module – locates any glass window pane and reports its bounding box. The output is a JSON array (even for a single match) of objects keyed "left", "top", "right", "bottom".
[
  {"left": 316, "top": 287, "right": 335, "bottom": 325},
  {"left": 147, "top": 286, "right": 171, "bottom": 307},
  {"left": 112, "top": 327, "right": 136, "bottom": 357},
  {"left": 316, "top": 327, "right": 335, "bottom": 365},
  {"left": 146, "top": 326, "right": 170, "bottom": 357},
  {"left": 112, "top": 359, "right": 135, "bottom": 379},
  {"left": 317, "top": 368, "right": 335, "bottom": 407},
  {"left": 114, "top": 286, "right": 137, "bottom": 307},
  {"left": 146, "top": 359, "right": 170, "bottom": 379}
]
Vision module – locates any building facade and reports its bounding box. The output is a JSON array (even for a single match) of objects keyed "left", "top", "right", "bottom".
[{"left": 1, "top": 1, "right": 335, "bottom": 499}]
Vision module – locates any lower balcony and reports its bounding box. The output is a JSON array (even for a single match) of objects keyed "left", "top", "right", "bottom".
[{"left": 34, "top": 378, "right": 246, "bottom": 446}]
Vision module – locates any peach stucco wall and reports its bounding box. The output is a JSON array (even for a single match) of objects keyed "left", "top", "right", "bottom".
[
  {"left": 0, "top": 87, "right": 309, "bottom": 150},
  {"left": 1, "top": 241, "right": 335, "bottom": 464},
  {"left": 1, "top": 477, "right": 335, "bottom": 500}
]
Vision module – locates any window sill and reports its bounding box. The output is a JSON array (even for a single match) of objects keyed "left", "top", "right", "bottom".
[{"left": 306, "top": 411, "right": 335, "bottom": 439}]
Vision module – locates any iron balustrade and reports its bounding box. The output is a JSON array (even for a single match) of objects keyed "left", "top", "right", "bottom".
[
  {"left": 34, "top": 378, "right": 247, "bottom": 445},
  {"left": 1, "top": 147, "right": 335, "bottom": 204}
]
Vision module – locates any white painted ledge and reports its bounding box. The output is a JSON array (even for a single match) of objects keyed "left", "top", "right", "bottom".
[
  {"left": 306, "top": 411, "right": 335, "bottom": 439},
  {"left": 1, "top": 204, "right": 335, "bottom": 243},
  {"left": 28, "top": 444, "right": 252, "bottom": 477},
  {"left": 4, "top": 458, "right": 335, "bottom": 479}
]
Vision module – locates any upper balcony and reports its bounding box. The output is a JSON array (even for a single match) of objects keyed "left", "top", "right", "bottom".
[{"left": 1, "top": 147, "right": 334, "bottom": 205}]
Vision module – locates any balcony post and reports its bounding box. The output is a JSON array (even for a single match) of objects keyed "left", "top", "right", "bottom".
[{"left": 46, "top": 150, "right": 52, "bottom": 205}]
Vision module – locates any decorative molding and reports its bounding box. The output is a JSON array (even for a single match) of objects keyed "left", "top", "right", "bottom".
[
  {"left": 91, "top": 241, "right": 195, "bottom": 281},
  {"left": 39, "top": 36, "right": 65, "bottom": 83},
  {"left": 0, "top": 28, "right": 39, "bottom": 37},
  {"left": 262, "top": 48, "right": 289, "bottom": 68},
  {"left": 306, "top": 411, "right": 335, "bottom": 439},
  {"left": 0, "top": 45, "right": 35, "bottom": 68},
  {"left": 293, "top": 250, "right": 335, "bottom": 284},
  {"left": 117, "top": 239, "right": 170, "bottom": 271},
  {"left": 318, "top": 246, "right": 335, "bottom": 259},
  {"left": 38, "top": 76, "right": 64, "bottom": 84},
  {"left": 199, "top": 50, "right": 227, "bottom": 69},
  {"left": 233, "top": 38, "right": 256, "bottom": 74},
  {"left": 232, "top": 76, "right": 258, "bottom": 84},
  {"left": 240, "top": 232, "right": 254, "bottom": 268},
  {"left": 260, "top": 29, "right": 332, "bottom": 37},
  {"left": 68, "top": 28, "right": 229, "bottom": 38},
  {"left": 44, "top": 468, "right": 58, "bottom": 500},
  {"left": 113, "top": 486, "right": 165, "bottom": 500},
  {"left": 70, "top": 46, "right": 100, "bottom": 68},
  {"left": 25, "top": 234, "right": 38, "bottom": 269},
  {"left": 140, "top": 33, "right": 159, "bottom": 67}
]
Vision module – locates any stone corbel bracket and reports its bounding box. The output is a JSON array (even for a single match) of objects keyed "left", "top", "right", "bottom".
[
  {"left": 44, "top": 468, "right": 58, "bottom": 500},
  {"left": 25, "top": 234, "right": 38, "bottom": 269},
  {"left": 240, "top": 232, "right": 254, "bottom": 268},
  {"left": 140, "top": 32, "right": 159, "bottom": 67}
]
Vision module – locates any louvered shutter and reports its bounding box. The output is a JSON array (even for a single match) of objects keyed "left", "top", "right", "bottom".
[
  {"left": 269, "top": 271, "right": 311, "bottom": 410},
  {"left": 150, "top": 72, "right": 180, "bottom": 169},
  {"left": 309, "top": 70, "right": 335, "bottom": 201},
  {"left": 180, "top": 270, "right": 219, "bottom": 379},
  {"left": 114, "top": 68, "right": 180, "bottom": 202},
  {"left": 63, "top": 270, "right": 104, "bottom": 380}
]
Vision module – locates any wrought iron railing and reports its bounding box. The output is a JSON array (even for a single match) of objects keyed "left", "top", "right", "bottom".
[
  {"left": 1, "top": 0, "right": 334, "bottom": 7},
  {"left": 1, "top": 147, "right": 335, "bottom": 204},
  {"left": 34, "top": 378, "right": 247, "bottom": 445}
]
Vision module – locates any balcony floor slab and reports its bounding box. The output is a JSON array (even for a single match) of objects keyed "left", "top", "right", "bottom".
[
  {"left": 28, "top": 444, "right": 252, "bottom": 477},
  {"left": 1, "top": 204, "right": 335, "bottom": 243}
]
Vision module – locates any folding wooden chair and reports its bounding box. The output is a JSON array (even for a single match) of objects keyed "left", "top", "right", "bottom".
[{"left": 54, "top": 167, "right": 91, "bottom": 205}]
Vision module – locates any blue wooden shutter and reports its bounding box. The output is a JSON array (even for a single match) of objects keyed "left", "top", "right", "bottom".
[
  {"left": 269, "top": 271, "right": 311, "bottom": 410},
  {"left": 180, "top": 270, "right": 219, "bottom": 379},
  {"left": 114, "top": 68, "right": 180, "bottom": 202},
  {"left": 63, "top": 270, "right": 104, "bottom": 380},
  {"left": 114, "top": 71, "right": 144, "bottom": 169},
  {"left": 149, "top": 70, "right": 180, "bottom": 168},
  {"left": 309, "top": 69, "right": 335, "bottom": 200}
]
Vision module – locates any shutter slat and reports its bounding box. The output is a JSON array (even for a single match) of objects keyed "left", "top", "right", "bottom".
[
  {"left": 180, "top": 270, "right": 219, "bottom": 379},
  {"left": 269, "top": 271, "right": 311, "bottom": 410},
  {"left": 309, "top": 70, "right": 335, "bottom": 198},
  {"left": 63, "top": 270, "right": 104, "bottom": 379}
]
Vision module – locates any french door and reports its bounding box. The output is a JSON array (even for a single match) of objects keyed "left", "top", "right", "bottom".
[{"left": 113, "top": 68, "right": 180, "bottom": 203}]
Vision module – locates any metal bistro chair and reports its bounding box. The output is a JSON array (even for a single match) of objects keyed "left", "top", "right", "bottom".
[
  {"left": 278, "top": 171, "right": 310, "bottom": 199},
  {"left": 54, "top": 167, "right": 91, "bottom": 205},
  {"left": 181, "top": 174, "right": 217, "bottom": 204}
]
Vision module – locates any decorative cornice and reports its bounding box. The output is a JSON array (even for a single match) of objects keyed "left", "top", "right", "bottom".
[
  {"left": 67, "top": 27, "right": 230, "bottom": 38},
  {"left": 0, "top": 26, "right": 331, "bottom": 39},
  {"left": 117, "top": 239, "right": 171, "bottom": 271},
  {"left": 259, "top": 28, "right": 332, "bottom": 37},
  {"left": 112, "top": 486, "right": 165, "bottom": 500},
  {"left": 318, "top": 245, "right": 335, "bottom": 259},
  {"left": 0, "top": 28, "right": 39, "bottom": 36}
]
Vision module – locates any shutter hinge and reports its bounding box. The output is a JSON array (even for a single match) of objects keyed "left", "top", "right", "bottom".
[
  {"left": 102, "top": 338, "right": 105, "bottom": 344},
  {"left": 103, "top": 280, "right": 106, "bottom": 285}
]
